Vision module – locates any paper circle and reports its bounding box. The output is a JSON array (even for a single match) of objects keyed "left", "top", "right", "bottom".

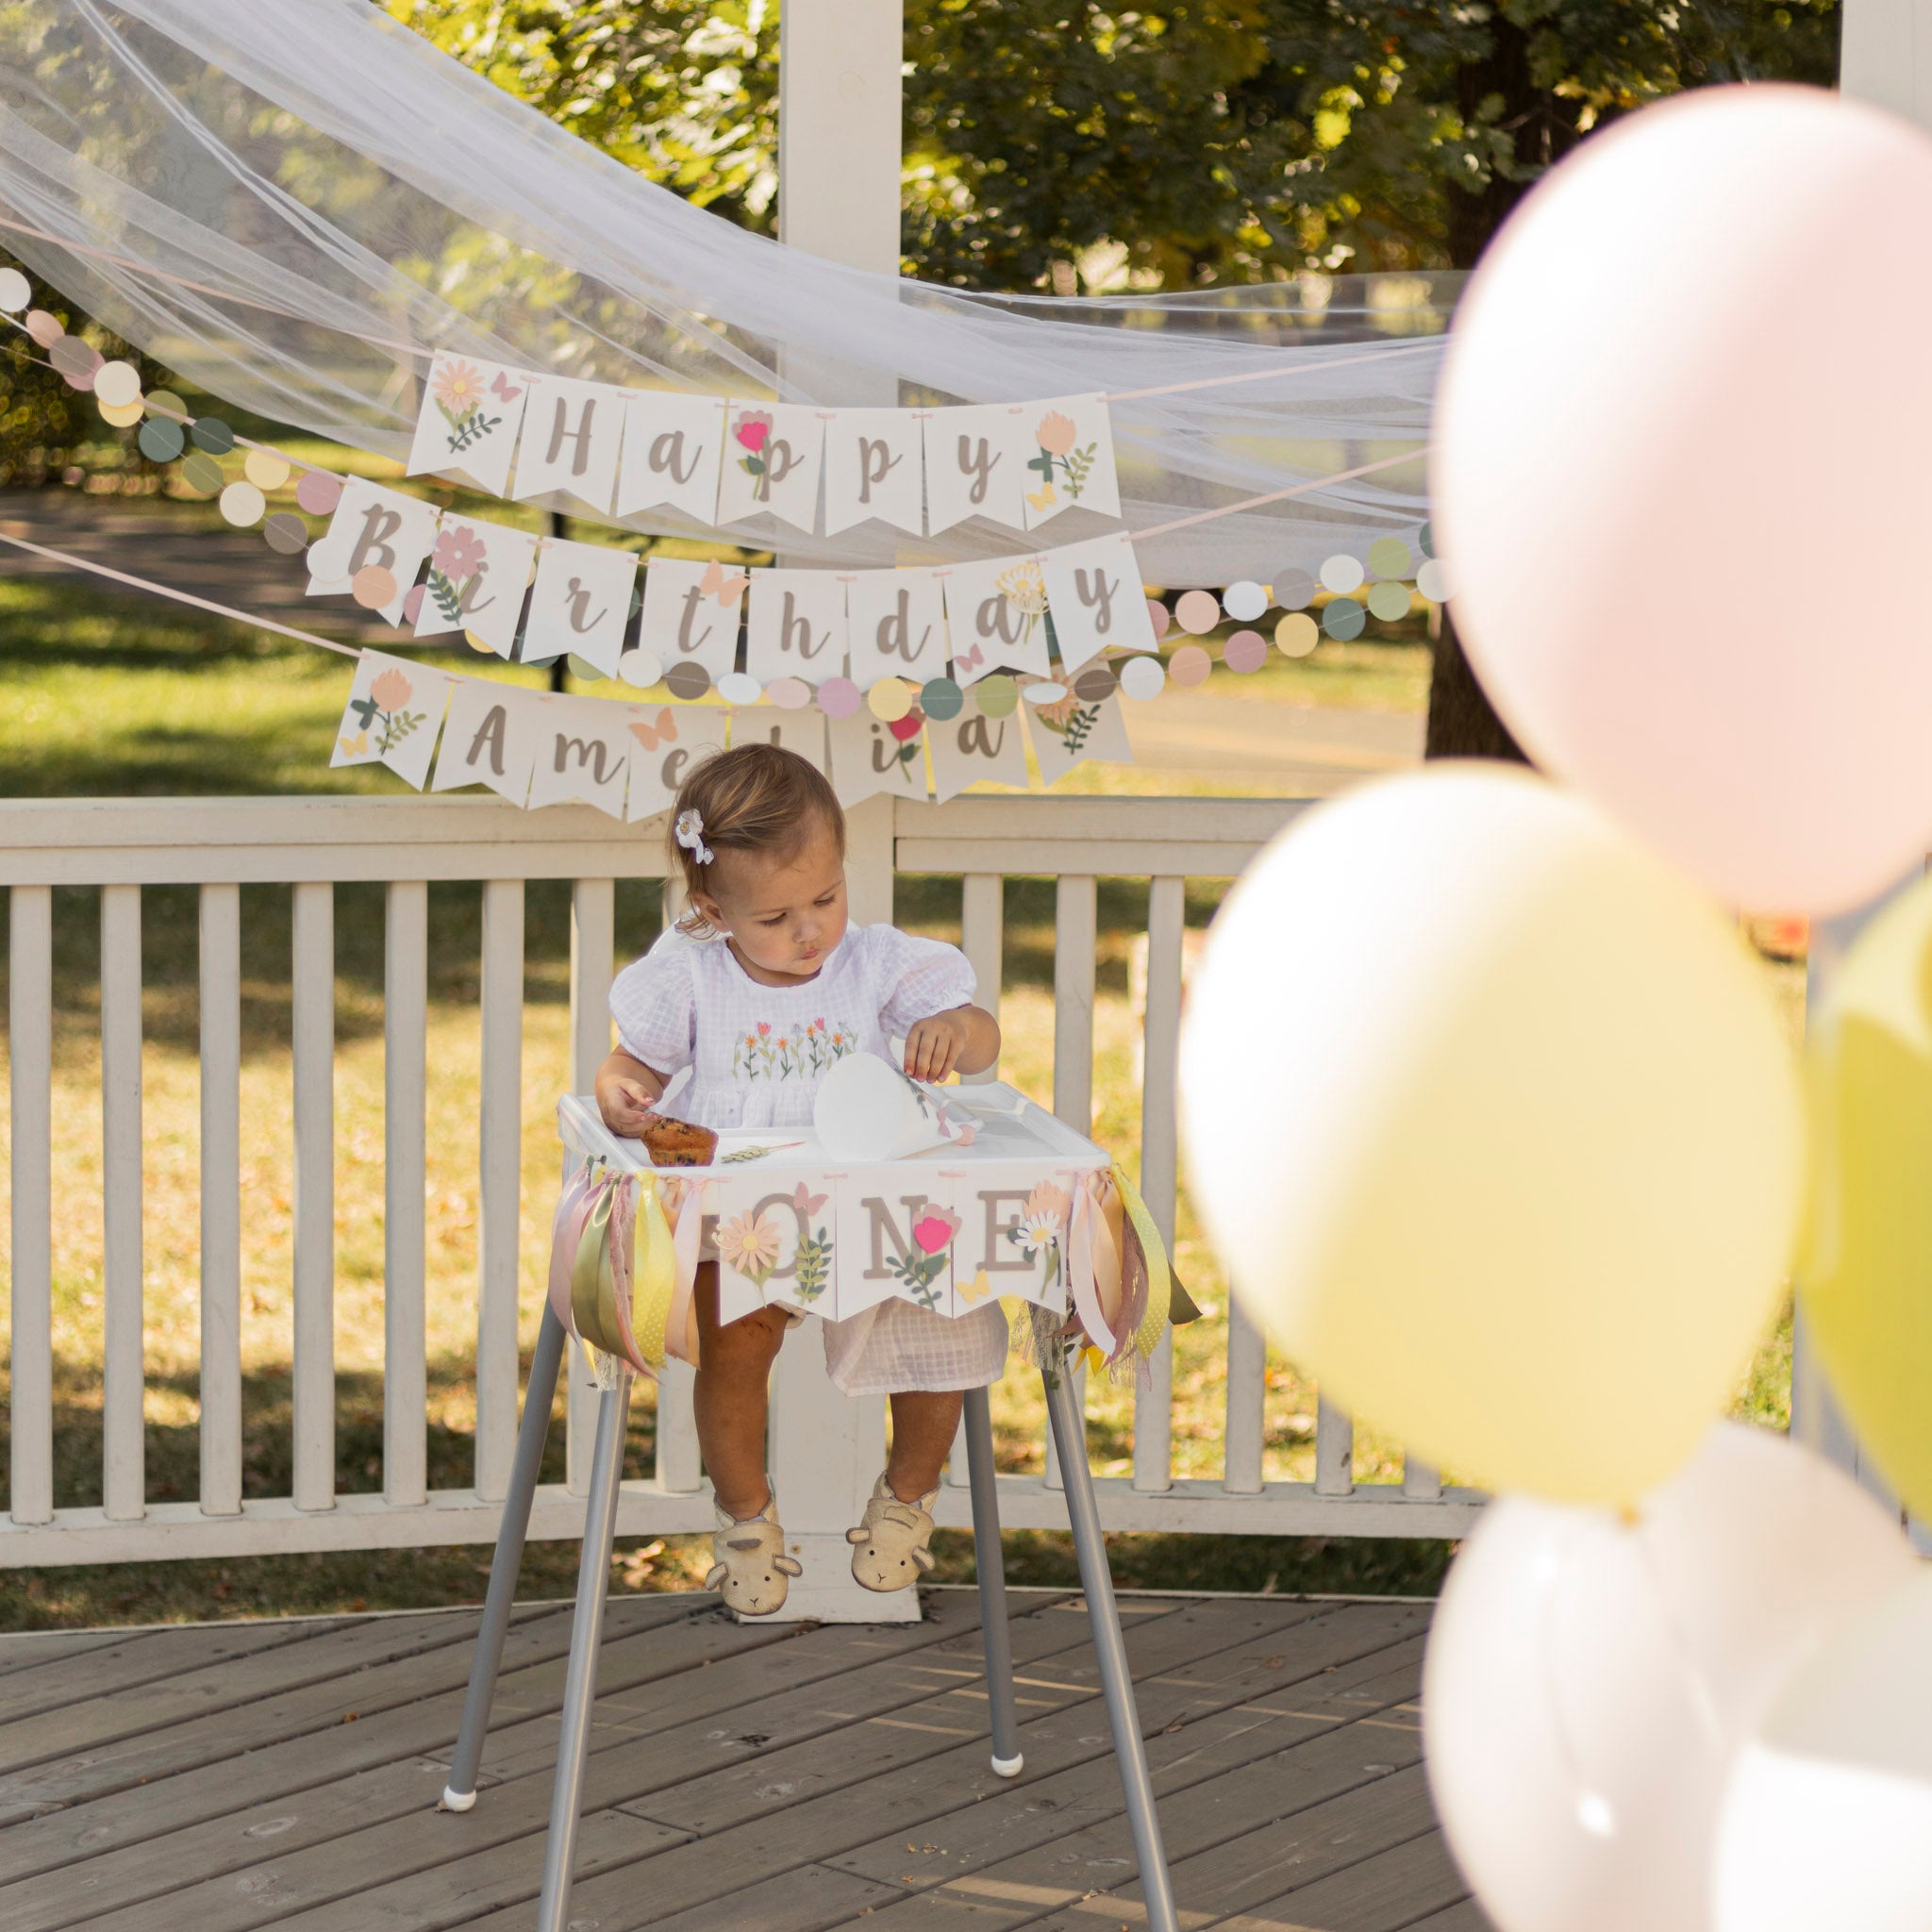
[
  {"left": 1224, "top": 629, "right": 1267, "bottom": 674},
  {"left": 460, "top": 630, "right": 494, "bottom": 655},
  {"left": 97, "top": 397, "right": 144, "bottom": 428},
  {"left": 1145, "top": 598, "right": 1172, "bottom": 641},
  {"left": 1367, "top": 580, "right": 1412, "bottom": 623},
  {"left": 618, "top": 649, "right": 665, "bottom": 689},
  {"left": 352, "top": 565, "right": 397, "bottom": 609},
  {"left": 1169, "top": 643, "right": 1212, "bottom": 687},
  {"left": 1024, "top": 681, "right": 1068, "bottom": 706},
  {"left": 244, "top": 448, "right": 291, "bottom": 491},
  {"left": 1118, "top": 654, "right": 1167, "bottom": 701},
  {"left": 1270, "top": 566, "right": 1315, "bottom": 610},
  {"left": 1367, "top": 536, "right": 1413, "bottom": 580},
  {"left": 1323, "top": 595, "right": 1367, "bottom": 641},
  {"left": 975, "top": 675, "right": 1019, "bottom": 719},
  {"left": 1175, "top": 589, "right": 1221, "bottom": 635},
  {"left": 818, "top": 675, "right": 861, "bottom": 719},
  {"left": 718, "top": 672, "right": 763, "bottom": 706},
  {"left": 564, "top": 655, "right": 603, "bottom": 682},
  {"left": 1222, "top": 579, "right": 1268, "bottom": 622},
  {"left": 868, "top": 676, "right": 914, "bottom": 722},
  {"left": 1073, "top": 664, "right": 1117, "bottom": 702},
  {"left": 767, "top": 675, "right": 811, "bottom": 709},
  {"left": 0, "top": 269, "right": 30, "bottom": 312},
  {"left": 179, "top": 451, "right": 225, "bottom": 495},
  {"left": 1274, "top": 612, "right": 1320, "bottom": 658},
  {"left": 262, "top": 512, "right": 309, "bottom": 556},
  {"left": 191, "top": 417, "right": 235, "bottom": 456},
  {"left": 218, "top": 480, "right": 266, "bottom": 527},
  {"left": 888, "top": 709, "right": 924, "bottom": 742},
  {"left": 50, "top": 336, "right": 101, "bottom": 387},
  {"left": 1418, "top": 519, "right": 1435, "bottom": 558},
  {"left": 25, "top": 309, "right": 63, "bottom": 347},
  {"left": 1416, "top": 558, "right": 1451, "bottom": 604},
  {"left": 402, "top": 583, "right": 426, "bottom": 626},
  {"left": 665, "top": 661, "right": 713, "bottom": 701},
  {"left": 921, "top": 676, "right": 964, "bottom": 721},
  {"left": 136, "top": 417, "right": 184, "bottom": 463},
  {"left": 1320, "top": 554, "right": 1366, "bottom": 594},
  {"left": 295, "top": 470, "right": 342, "bottom": 516},
  {"left": 92, "top": 359, "right": 141, "bottom": 408},
  {"left": 144, "top": 389, "right": 187, "bottom": 421}
]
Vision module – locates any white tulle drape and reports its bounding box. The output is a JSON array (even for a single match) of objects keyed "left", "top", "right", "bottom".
[{"left": 0, "top": 0, "right": 1455, "bottom": 583}]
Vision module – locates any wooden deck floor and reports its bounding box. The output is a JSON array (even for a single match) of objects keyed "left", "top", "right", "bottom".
[{"left": 0, "top": 1587, "right": 1491, "bottom": 1931}]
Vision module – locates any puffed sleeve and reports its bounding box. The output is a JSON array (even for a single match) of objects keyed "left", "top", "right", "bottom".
[
  {"left": 608, "top": 931, "right": 697, "bottom": 1076},
  {"left": 870, "top": 924, "right": 978, "bottom": 1038}
]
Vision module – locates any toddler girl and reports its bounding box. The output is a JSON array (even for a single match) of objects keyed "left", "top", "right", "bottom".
[{"left": 594, "top": 742, "right": 1004, "bottom": 1614}]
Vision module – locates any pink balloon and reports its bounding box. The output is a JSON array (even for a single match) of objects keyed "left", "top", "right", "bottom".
[{"left": 1435, "top": 85, "right": 1932, "bottom": 915}]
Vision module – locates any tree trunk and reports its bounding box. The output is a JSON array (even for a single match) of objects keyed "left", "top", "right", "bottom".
[{"left": 1424, "top": 606, "right": 1527, "bottom": 765}]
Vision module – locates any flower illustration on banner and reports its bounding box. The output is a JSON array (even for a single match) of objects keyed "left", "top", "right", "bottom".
[
  {"left": 996, "top": 558, "right": 1050, "bottom": 654},
  {"left": 431, "top": 358, "right": 503, "bottom": 458},
  {"left": 352, "top": 667, "right": 427, "bottom": 758},
  {"left": 1008, "top": 1179, "right": 1071, "bottom": 1292},
  {"left": 891, "top": 1203, "right": 961, "bottom": 1310},
  {"left": 717, "top": 1208, "right": 783, "bottom": 1286},
  {"left": 425, "top": 524, "right": 489, "bottom": 627},
  {"left": 790, "top": 1181, "right": 834, "bottom": 1302},
  {"left": 1024, "top": 408, "right": 1098, "bottom": 511},
  {"left": 733, "top": 409, "right": 775, "bottom": 500},
  {"left": 1032, "top": 693, "right": 1102, "bottom": 759}
]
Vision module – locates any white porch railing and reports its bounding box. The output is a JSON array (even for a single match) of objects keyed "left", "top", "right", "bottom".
[{"left": 1, "top": 793, "right": 1482, "bottom": 1567}]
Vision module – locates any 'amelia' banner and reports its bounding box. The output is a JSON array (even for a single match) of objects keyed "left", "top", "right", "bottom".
[{"left": 406, "top": 350, "right": 1122, "bottom": 540}]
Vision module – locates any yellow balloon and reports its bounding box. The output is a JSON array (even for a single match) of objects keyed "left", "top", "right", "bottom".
[
  {"left": 1800, "top": 874, "right": 1932, "bottom": 1521},
  {"left": 1179, "top": 765, "right": 1803, "bottom": 1505}
]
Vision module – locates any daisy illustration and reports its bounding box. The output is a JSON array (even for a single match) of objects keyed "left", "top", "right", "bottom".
[{"left": 717, "top": 1208, "right": 783, "bottom": 1284}]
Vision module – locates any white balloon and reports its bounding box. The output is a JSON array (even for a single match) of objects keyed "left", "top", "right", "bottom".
[
  {"left": 1425, "top": 1425, "right": 1914, "bottom": 1932},
  {"left": 1716, "top": 1568, "right": 1932, "bottom": 1932},
  {"left": 1434, "top": 85, "right": 1932, "bottom": 915}
]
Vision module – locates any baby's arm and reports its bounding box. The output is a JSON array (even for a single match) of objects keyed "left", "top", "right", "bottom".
[
  {"left": 904, "top": 1003, "right": 1001, "bottom": 1082},
  {"left": 595, "top": 1048, "right": 670, "bottom": 1136}
]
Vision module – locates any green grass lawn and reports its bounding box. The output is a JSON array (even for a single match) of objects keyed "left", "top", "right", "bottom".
[{"left": 0, "top": 570, "right": 1795, "bottom": 1629}]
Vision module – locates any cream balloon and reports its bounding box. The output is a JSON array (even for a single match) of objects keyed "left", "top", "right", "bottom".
[
  {"left": 1178, "top": 764, "right": 1801, "bottom": 1504},
  {"left": 1425, "top": 1425, "right": 1914, "bottom": 1932},
  {"left": 1715, "top": 1569, "right": 1932, "bottom": 1932},
  {"left": 1434, "top": 86, "right": 1932, "bottom": 915}
]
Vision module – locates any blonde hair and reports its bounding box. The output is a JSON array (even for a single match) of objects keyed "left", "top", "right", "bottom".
[{"left": 668, "top": 742, "right": 845, "bottom": 938}]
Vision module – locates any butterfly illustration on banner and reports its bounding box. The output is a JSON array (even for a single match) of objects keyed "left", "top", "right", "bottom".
[
  {"left": 701, "top": 558, "right": 750, "bottom": 608},
  {"left": 628, "top": 707, "right": 679, "bottom": 752}
]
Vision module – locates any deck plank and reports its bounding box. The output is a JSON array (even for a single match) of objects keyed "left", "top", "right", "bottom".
[
  {"left": 1216, "top": 1828, "right": 1468, "bottom": 1930},
  {"left": 1402, "top": 1900, "right": 1494, "bottom": 1929}
]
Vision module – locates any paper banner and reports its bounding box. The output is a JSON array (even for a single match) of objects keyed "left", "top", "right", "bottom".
[
  {"left": 637, "top": 558, "right": 743, "bottom": 685},
  {"left": 525, "top": 692, "right": 633, "bottom": 816},
  {"left": 307, "top": 476, "right": 441, "bottom": 626},
  {"left": 511, "top": 374, "right": 624, "bottom": 513},
  {"left": 1017, "top": 392, "right": 1122, "bottom": 529},
  {"left": 743, "top": 569, "right": 848, "bottom": 685},
  {"left": 846, "top": 568, "right": 948, "bottom": 684},
  {"left": 413, "top": 514, "right": 540, "bottom": 657},
  {"left": 927, "top": 697, "right": 1030, "bottom": 802},
  {"left": 330, "top": 650, "right": 454, "bottom": 791},
  {"left": 625, "top": 702, "right": 728, "bottom": 823},
  {"left": 716, "top": 402, "right": 826, "bottom": 533},
  {"left": 1027, "top": 689, "right": 1134, "bottom": 788},
  {"left": 954, "top": 1166, "right": 1072, "bottom": 1312},
  {"left": 522, "top": 537, "right": 638, "bottom": 676},
  {"left": 406, "top": 353, "right": 532, "bottom": 499},
  {"left": 834, "top": 1170, "right": 958, "bottom": 1320},
  {"left": 1037, "top": 531, "right": 1156, "bottom": 672},
  {"left": 730, "top": 706, "right": 828, "bottom": 776},
  {"left": 924, "top": 404, "right": 1028, "bottom": 535},
  {"left": 823, "top": 407, "right": 924, "bottom": 537},
  {"left": 431, "top": 675, "right": 543, "bottom": 806},
  {"left": 941, "top": 554, "right": 1052, "bottom": 684},
  {"left": 827, "top": 708, "right": 930, "bottom": 808},
  {"left": 614, "top": 391, "right": 726, "bottom": 525},
  {"left": 713, "top": 1172, "right": 844, "bottom": 1321}
]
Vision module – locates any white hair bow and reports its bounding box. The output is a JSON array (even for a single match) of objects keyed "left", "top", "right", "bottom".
[{"left": 674, "top": 809, "right": 714, "bottom": 866}]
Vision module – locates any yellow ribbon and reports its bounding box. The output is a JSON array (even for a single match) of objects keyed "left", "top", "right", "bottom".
[
  {"left": 1110, "top": 1162, "right": 1173, "bottom": 1360},
  {"left": 569, "top": 1172, "right": 678, "bottom": 1377},
  {"left": 630, "top": 1176, "right": 675, "bottom": 1372},
  {"left": 571, "top": 1172, "right": 624, "bottom": 1367}
]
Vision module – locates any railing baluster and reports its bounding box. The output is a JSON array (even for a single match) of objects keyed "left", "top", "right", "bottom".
[
  {"left": 476, "top": 878, "right": 525, "bottom": 1502},
  {"left": 1223, "top": 1295, "right": 1266, "bottom": 1495},
  {"left": 959, "top": 872, "right": 1003, "bottom": 1085},
  {"left": 1314, "top": 1396, "right": 1356, "bottom": 1496},
  {"left": 1134, "top": 874, "right": 1185, "bottom": 1494},
  {"left": 9, "top": 885, "right": 54, "bottom": 1526},
  {"left": 100, "top": 883, "right": 145, "bottom": 1522},
  {"left": 1402, "top": 1453, "right": 1442, "bottom": 1502},
  {"left": 383, "top": 880, "right": 428, "bottom": 1509},
  {"left": 568, "top": 878, "right": 616, "bottom": 1495},
  {"left": 291, "top": 880, "right": 336, "bottom": 1512},
  {"left": 1044, "top": 873, "right": 1096, "bottom": 1492},
  {"left": 198, "top": 883, "right": 243, "bottom": 1517}
]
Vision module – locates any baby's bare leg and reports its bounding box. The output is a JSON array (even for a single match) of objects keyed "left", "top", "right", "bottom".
[
  {"left": 693, "top": 1264, "right": 790, "bottom": 1520},
  {"left": 887, "top": 1389, "right": 966, "bottom": 1502}
]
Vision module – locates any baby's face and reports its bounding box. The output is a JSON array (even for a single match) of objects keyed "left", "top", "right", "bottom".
[{"left": 700, "top": 820, "right": 848, "bottom": 981}]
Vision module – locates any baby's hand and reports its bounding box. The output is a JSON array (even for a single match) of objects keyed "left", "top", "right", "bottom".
[
  {"left": 904, "top": 1011, "right": 969, "bottom": 1083},
  {"left": 598, "top": 1073, "right": 659, "bottom": 1138}
]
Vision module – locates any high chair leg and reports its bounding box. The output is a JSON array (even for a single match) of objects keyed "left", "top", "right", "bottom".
[{"left": 963, "top": 1386, "right": 1024, "bottom": 1776}]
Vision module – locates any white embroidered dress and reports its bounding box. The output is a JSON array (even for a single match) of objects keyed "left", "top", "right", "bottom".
[{"left": 608, "top": 922, "right": 1009, "bottom": 1394}]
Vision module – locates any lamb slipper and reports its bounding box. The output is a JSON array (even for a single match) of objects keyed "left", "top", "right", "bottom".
[
  {"left": 706, "top": 1488, "right": 803, "bottom": 1616},
  {"left": 846, "top": 1472, "right": 939, "bottom": 1592}
]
